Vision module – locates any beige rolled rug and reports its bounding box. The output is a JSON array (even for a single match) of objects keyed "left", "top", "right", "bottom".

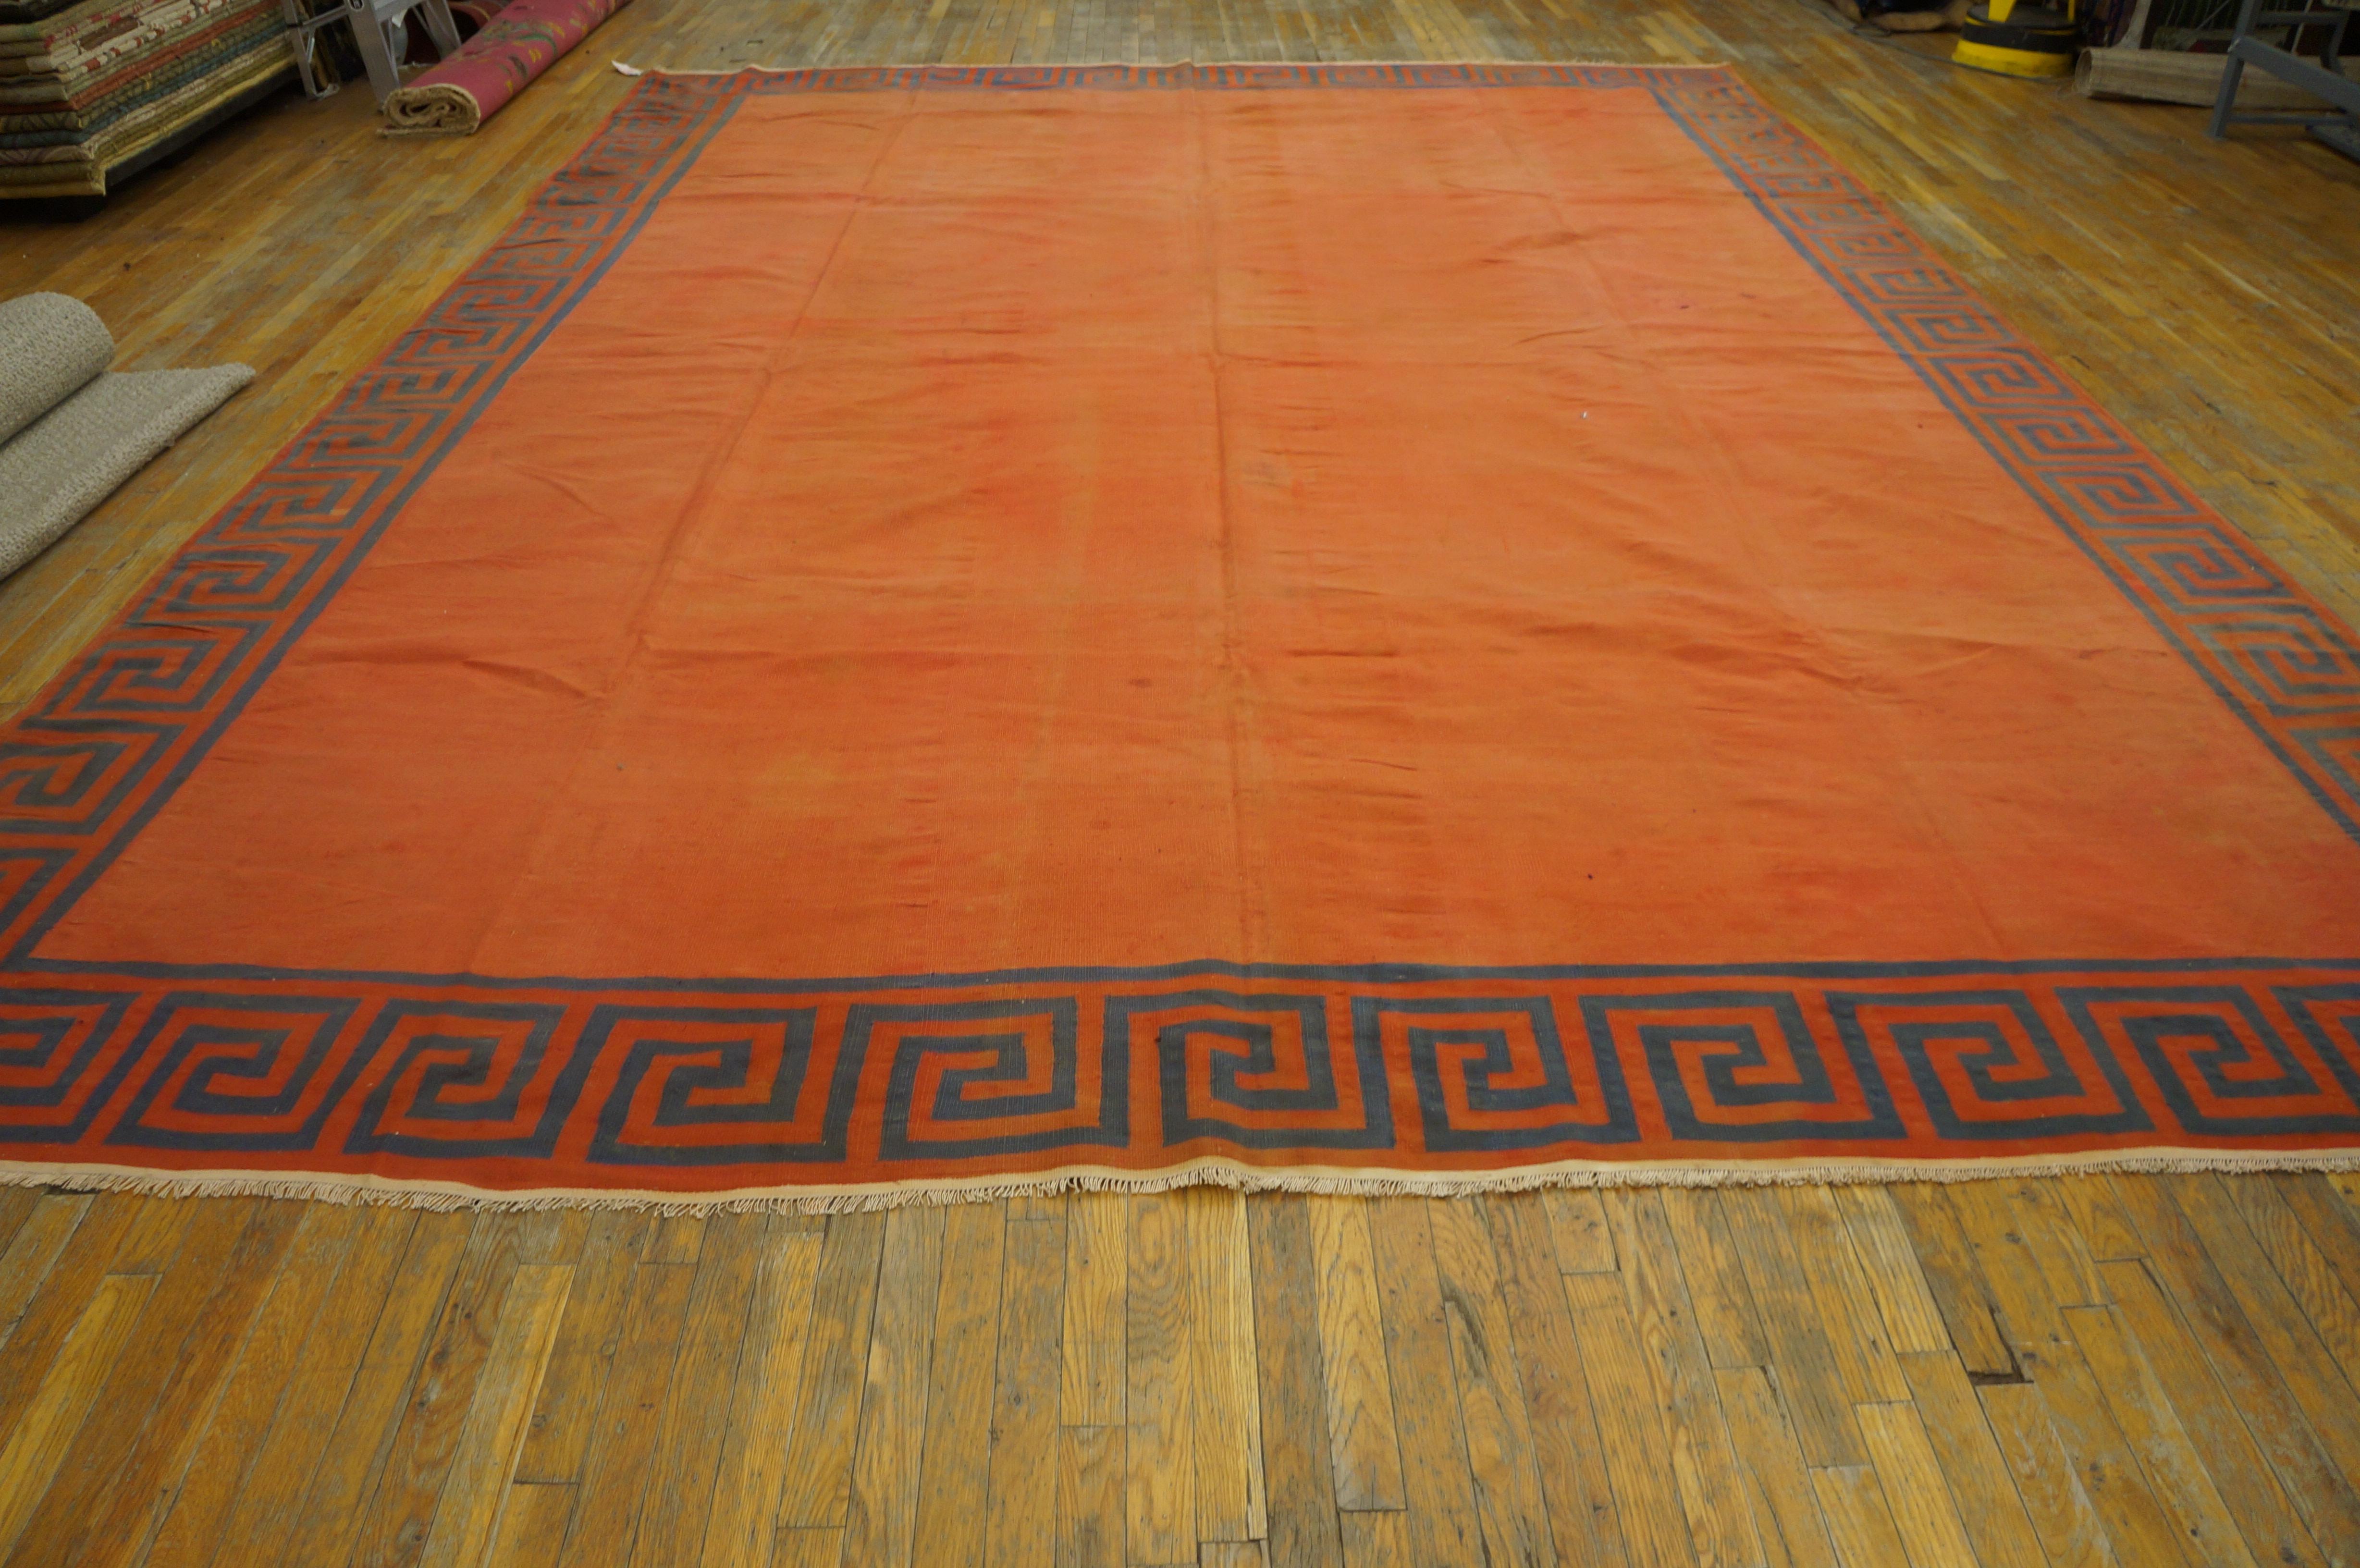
[{"left": 0, "top": 291, "right": 251, "bottom": 578}]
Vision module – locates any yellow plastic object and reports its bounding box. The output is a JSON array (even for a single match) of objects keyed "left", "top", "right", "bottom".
[
  {"left": 1952, "top": 0, "right": 2079, "bottom": 78},
  {"left": 1953, "top": 37, "right": 2077, "bottom": 74}
]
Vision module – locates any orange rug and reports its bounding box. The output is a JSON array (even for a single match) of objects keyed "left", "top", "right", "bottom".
[{"left": 3, "top": 63, "right": 2357, "bottom": 1208}]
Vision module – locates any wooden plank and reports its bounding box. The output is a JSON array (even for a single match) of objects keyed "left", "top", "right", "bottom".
[
  {"left": 1127, "top": 1193, "right": 1195, "bottom": 1566},
  {"left": 195, "top": 1206, "right": 427, "bottom": 1568},
  {"left": 844, "top": 1206, "right": 947, "bottom": 1568},
  {"left": 1829, "top": 1188, "right": 1950, "bottom": 1356},
  {"left": 1711, "top": 1366, "right": 1835, "bottom": 1568},
  {"left": 634, "top": 1211, "right": 768, "bottom": 1568},
  {"left": 778, "top": 1211, "right": 890, "bottom": 1529},
  {"left": 2095, "top": 1258, "right": 2327, "bottom": 1568},
  {"left": 0, "top": 1196, "right": 138, "bottom": 1454},
  {"left": 1062, "top": 1194, "right": 1127, "bottom": 1429},
  {"left": 1885, "top": 1185, "right": 2016, "bottom": 1378},
  {"left": 1716, "top": 1188, "right": 1864, "bottom": 1468},
  {"left": 2054, "top": 1177, "right": 2145, "bottom": 1264},
  {"left": 985, "top": 1215, "right": 1065, "bottom": 1568},
  {"left": 1182, "top": 1188, "right": 1265, "bottom": 1547},
  {"left": 1057, "top": 1426, "right": 1124, "bottom": 1568},
  {"left": 1542, "top": 1189, "right": 1617, "bottom": 1274},
  {"left": 1427, "top": 1197, "right": 1561, "bottom": 1568},
  {"left": 553, "top": 1261, "right": 698, "bottom": 1568},
  {"left": 2109, "top": 1176, "right": 2360, "bottom": 1567},
  {"left": 1480, "top": 1194, "right": 1628, "bottom": 1568},
  {"left": 701, "top": 1226, "right": 826, "bottom": 1568},
  {"left": 485, "top": 1482, "right": 578, "bottom": 1568},
  {"left": 1339, "top": 1512, "right": 1405, "bottom": 1568},
  {"left": 1561, "top": 1270, "right": 1699, "bottom": 1568},
  {"left": 0, "top": 1274, "right": 154, "bottom": 1561},
  {"left": 2010, "top": 1329, "right": 2195, "bottom": 1568},
  {"left": 643, "top": 1218, "right": 707, "bottom": 1267},
  {"left": 1854, "top": 1402, "right": 1981, "bottom": 1568},
  {"left": 0, "top": 1197, "right": 89, "bottom": 1358},
  {"left": 0, "top": 1192, "right": 31, "bottom": 1264},
  {"left": 2061, "top": 1301, "right": 2263, "bottom": 1568},
  {"left": 2270, "top": 1174, "right": 2360, "bottom": 1334},
  {"left": 2004, "top": 1181, "right": 2110, "bottom": 1316},
  {"left": 1248, "top": 1196, "right": 1344, "bottom": 1568},
  {"left": 1946, "top": 1179, "right": 2076, "bottom": 1355},
  {"left": 2166, "top": 1175, "right": 2360, "bottom": 1489},
  {"left": 140, "top": 1202, "right": 370, "bottom": 1568},
  {"left": 774, "top": 1528, "right": 844, "bottom": 1568},
  {"left": 417, "top": 1262, "right": 577, "bottom": 1568},
  {"left": 1202, "top": 1543, "right": 1270, "bottom": 1568},
  {"left": 2230, "top": 1177, "right": 2360, "bottom": 1384},
  {"left": 1806, "top": 1466, "right": 1911, "bottom": 1568},
  {"left": 1599, "top": 1189, "right": 1761, "bottom": 1568},
  {"left": 1656, "top": 1190, "right": 1770, "bottom": 1371},
  {"left": 347, "top": 1213, "right": 535, "bottom": 1568},
  {"left": 910, "top": 1202, "right": 1005, "bottom": 1568},
  {"left": 1894, "top": 1349, "right": 2049, "bottom": 1568},
  {"left": 516, "top": 1211, "right": 656, "bottom": 1484},
  {"left": 1304, "top": 1197, "right": 1404, "bottom": 1512},
  {"left": 5, "top": 1199, "right": 188, "bottom": 1423},
  {"left": 8, "top": 1197, "right": 297, "bottom": 1568},
  {"left": 1976, "top": 1380, "right": 2119, "bottom": 1568},
  {"left": 1772, "top": 1187, "right": 1912, "bottom": 1407}
]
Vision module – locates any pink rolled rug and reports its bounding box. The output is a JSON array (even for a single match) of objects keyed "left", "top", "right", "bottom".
[{"left": 381, "top": 0, "right": 627, "bottom": 134}]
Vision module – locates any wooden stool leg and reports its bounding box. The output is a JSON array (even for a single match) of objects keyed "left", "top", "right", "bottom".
[
  {"left": 345, "top": 0, "right": 408, "bottom": 102},
  {"left": 417, "top": 0, "right": 463, "bottom": 59}
]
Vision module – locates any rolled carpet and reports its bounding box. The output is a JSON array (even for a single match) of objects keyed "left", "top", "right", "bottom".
[
  {"left": 0, "top": 292, "right": 251, "bottom": 579},
  {"left": 0, "top": 288, "right": 107, "bottom": 441},
  {"left": 381, "top": 0, "right": 627, "bottom": 134}
]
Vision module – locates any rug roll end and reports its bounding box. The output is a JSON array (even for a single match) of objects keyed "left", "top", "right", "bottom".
[{"left": 381, "top": 83, "right": 485, "bottom": 135}]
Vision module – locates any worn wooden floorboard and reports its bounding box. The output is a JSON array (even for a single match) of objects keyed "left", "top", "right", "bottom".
[{"left": 3, "top": 0, "right": 2358, "bottom": 1563}]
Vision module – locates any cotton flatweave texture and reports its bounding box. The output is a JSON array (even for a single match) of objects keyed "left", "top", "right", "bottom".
[{"left": 2, "top": 64, "right": 2357, "bottom": 1212}]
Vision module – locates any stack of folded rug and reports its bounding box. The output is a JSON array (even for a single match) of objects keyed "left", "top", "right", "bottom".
[
  {"left": 0, "top": 292, "right": 251, "bottom": 577},
  {"left": 0, "top": 0, "right": 296, "bottom": 198}
]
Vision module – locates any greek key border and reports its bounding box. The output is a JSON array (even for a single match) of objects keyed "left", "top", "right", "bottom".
[{"left": 1, "top": 64, "right": 2355, "bottom": 1186}]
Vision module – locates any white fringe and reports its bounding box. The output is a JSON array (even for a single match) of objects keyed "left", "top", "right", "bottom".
[
  {"left": 4, "top": 1147, "right": 2356, "bottom": 1216},
  {"left": 609, "top": 58, "right": 1736, "bottom": 77}
]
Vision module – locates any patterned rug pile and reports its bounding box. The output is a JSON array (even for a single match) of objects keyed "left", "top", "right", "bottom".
[
  {"left": 0, "top": 65, "right": 2354, "bottom": 1210},
  {"left": 0, "top": 0, "right": 293, "bottom": 197}
]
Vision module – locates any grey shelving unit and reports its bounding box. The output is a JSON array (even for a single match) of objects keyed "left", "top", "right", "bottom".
[{"left": 2207, "top": 0, "right": 2360, "bottom": 160}]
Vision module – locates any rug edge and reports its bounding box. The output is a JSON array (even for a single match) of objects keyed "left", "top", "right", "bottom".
[{"left": 9, "top": 1148, "right": 2360, "bottom": 1214}]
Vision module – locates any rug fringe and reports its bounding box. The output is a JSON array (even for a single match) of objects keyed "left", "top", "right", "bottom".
[
  {"left": 609, "top": 58, "right": 1738, "bottom": 77},
  {"left": 6, "top": 1148, "right": 2359, "bottom": 1216}
]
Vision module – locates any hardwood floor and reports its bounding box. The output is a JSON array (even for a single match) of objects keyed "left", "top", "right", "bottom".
[{"left": 3, "top": 0, "right": 2359, "bottom": 1564}]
